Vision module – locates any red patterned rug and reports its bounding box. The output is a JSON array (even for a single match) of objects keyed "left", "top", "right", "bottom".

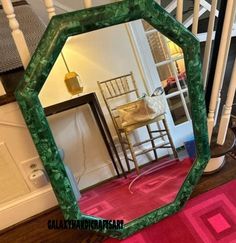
[
  {"left": 79, "top": 157, "right": 192, "bottom": 223},
  {"left": 104, "top": 179, "right": 236, "bottom": 243}
]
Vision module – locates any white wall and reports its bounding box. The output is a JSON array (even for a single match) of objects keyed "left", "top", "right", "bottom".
[
  {"left": 0, "top": 102, "right": 58, "bottom": 230},
  {"left": 39, "top": 24, "right": 146, "bottom": 119}
]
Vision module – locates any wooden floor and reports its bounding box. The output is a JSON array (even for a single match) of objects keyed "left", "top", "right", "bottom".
[{"left": 0, "top": 154, "right": 236, "bottom": 243}]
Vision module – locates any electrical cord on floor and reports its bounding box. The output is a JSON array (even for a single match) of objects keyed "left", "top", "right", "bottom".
[
  {"left": 74, "top": 107, "right": 87, "bottom": 185},
  {"left": 128, "top": 159, "right": 177, "bottom": 194}
]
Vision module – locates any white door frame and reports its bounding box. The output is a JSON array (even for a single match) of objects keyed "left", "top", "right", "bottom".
[{"left": 127, "top": 20, "right": 194, "bottom": 147}]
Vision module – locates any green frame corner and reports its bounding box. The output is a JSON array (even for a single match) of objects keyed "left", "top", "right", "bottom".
[{"left": 15, "top": 0, "right": 210, "bottom": 239}]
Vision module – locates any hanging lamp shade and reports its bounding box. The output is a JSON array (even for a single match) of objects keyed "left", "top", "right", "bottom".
[{"left": 64, "top": 71, "right": 83, "bottom": 95}]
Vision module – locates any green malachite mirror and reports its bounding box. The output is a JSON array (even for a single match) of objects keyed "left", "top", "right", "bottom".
[{"left": 15, "top": 0, "right": 210, "bottom": 239}]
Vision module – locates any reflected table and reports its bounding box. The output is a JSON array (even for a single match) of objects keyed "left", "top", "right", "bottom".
[{"left": 44, "top": 92, "right": 126, "bottom": 178}]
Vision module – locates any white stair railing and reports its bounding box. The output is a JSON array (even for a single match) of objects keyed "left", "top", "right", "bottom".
[
  {"left": 158, "top": 0, "right": 236, "bottom": 173},
  {"left": 202, "top": 0, "right": 218, "bottom": 88},
  {"left": 43, "top": 0, "right": 56, "bottom": 19},
  {"left": 53, "top": 0, "right": 74, "bottom": 12},
  {"left": 217, "top": 59, "right": 236, "bottom": 145},
  {"left": 164, "top": 0, "right": 236, "bottom": 41},
  {"left": 43, "top": 0, "right": 92, "bottom": 17},
  {"left": 199, "top": 0, "right": 219, "bottom": 17},
  {"left": 165, "top": 0, "right": 177, "bottom": 14},
  {"left": 192, "top": 0, "right": 200, "bottom": 35},
  {"left": 207, "top": 1, "right": 236, "bottom": 142},
  {"left": 176, "top": 0, "right": 183, "bottom": 23},
  {"left": 183, "top": 6, "right": 206, "bottom": 30},
  {"left": 1, "top": 0, "right": 30, "bottom": 69},
  {"left": 165, "top": 0, "right": 219, "bottom": 40}
]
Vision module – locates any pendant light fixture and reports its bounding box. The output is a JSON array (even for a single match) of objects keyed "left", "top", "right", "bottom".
[{"left": 61, "top": 52, "right": 83, "bottom": 96}]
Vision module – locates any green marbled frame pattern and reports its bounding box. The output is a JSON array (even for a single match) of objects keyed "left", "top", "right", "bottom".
[{"left": 15, "top": 0, "right": 210, "bottom": 239}]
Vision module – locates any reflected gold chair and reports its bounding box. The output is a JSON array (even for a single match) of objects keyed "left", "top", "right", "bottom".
[{"left": 98, "top": 72, "right": 178, "bottom": 174}]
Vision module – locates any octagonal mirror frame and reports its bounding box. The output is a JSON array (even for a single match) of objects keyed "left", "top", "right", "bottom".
[{"left": 15, "top": 0, "right": 210, "bottom": 239}]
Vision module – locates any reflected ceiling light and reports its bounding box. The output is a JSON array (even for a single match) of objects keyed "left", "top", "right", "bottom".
[
  {"left": 61, "top": 52, "right": 84, "bottom": 96},
  {"left": 167, "top": 40, "right": 182, "bottom": 73}
]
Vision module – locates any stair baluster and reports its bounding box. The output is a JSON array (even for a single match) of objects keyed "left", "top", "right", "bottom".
[
  {"left": 176, "top": 0, "right": 183, "bottom": 23},
  {"left": 43, "top": 0, "right": 56, "bottom": 19},
  {"left": 192, "top": 0, "right": 200, "bottom": 35},
  {"left": 202, "top": 0, "right": 218, "bottom": 89},
  {"left": 207, "top": 1, "right": 236, "bottom": 142},
  {"left": 83, "top": 0, "right": 92, "bottom": 8},
  {"left": 217, "top": 59, "right": 236, "bottom": 145},
  {"left": 1, "top": 0, "right": 30, "bottom": 69}
]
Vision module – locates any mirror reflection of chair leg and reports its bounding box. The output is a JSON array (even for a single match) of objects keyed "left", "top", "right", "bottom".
[
  {"left": 118, "top": 133, "right": 131, "bottom": 172},
  {"left": 162, "top": 118, "right": 178, "bottom": 158},
  {"left": 124, "top": 131, "right": 141, "bottom": 175},
  {"left": 146, "top": 124, "right": 158, "bottom": 160}
]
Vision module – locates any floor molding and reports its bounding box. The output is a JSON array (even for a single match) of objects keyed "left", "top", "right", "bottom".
[{"left": 0, "top": 185, "right": 57, "bottom": 230}]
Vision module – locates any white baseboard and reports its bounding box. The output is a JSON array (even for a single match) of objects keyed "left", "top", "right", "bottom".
[{"left": 0, "top": 185, "right": 57, "bottom": 230}]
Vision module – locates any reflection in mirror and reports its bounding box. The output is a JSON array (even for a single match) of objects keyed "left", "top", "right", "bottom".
[{"left": 39, "top": 20, "right": 196, "bottom": 224}]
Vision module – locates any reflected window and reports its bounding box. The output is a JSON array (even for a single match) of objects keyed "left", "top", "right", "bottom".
[
  {"left": 142, "top": 20, "right": 190, "bottom": 125},
  {"left": 167, "top": 94, "right": 188, "bottom": 125}
]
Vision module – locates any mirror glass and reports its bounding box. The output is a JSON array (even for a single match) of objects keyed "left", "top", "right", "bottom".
[{"left": 39, "top": 20, "right": 196, "bottom": 224}]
